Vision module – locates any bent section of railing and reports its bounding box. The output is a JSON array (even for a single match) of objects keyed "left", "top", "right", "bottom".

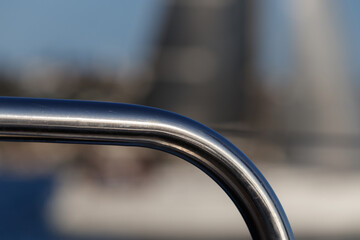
[{"left": 0, "top": 97, "right": 294, "bottom": 239}]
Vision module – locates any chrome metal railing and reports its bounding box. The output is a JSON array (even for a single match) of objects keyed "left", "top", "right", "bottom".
[{"left": 0, "top": 97, "right": 294, "bottom": 239}]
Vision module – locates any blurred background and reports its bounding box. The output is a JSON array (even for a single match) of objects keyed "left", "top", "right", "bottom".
[{"left": 0, "top": 0, "right": 360, "bottom": 239}]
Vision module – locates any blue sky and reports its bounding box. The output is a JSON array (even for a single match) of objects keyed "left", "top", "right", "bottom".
[
  {"left": 0, "top": 0, "right": 164, "bottom": 69},
  {"left": 0, "top": 0, "right": 359, "bottom": 79},
  {"left": 338, "top": 0, "right": 360, "bottom": 78},
  {"left": 256, "top": 0, "right": 293, "bottom": 83}
]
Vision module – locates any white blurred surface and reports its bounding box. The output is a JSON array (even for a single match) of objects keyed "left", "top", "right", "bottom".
[{"left": 49, "top": 157, "right": 360, "bottom": 238}]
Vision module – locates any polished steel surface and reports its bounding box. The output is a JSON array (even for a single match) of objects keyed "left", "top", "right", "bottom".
[{"left": 0, "top": 97, "right": 294, "bottom": 239}]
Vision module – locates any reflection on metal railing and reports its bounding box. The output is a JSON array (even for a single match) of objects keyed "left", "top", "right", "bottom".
[{"left": 0, "top": 97, "right": 294, "bottom": 239}]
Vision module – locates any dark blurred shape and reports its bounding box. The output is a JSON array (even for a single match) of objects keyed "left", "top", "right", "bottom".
[{"left": 146, "top": 0, "right": 267, "bottom": 124}]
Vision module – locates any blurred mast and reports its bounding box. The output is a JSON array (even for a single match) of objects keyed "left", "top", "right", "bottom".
[
  {"left": 289, "top": 0, "right": 359, "bottom": 163},
  {"left": 146, "top": 0, "right": 261, "bottom": 124}
]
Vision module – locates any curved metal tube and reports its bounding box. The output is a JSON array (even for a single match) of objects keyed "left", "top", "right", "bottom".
[{"left": 0, "top": 97, "right": 294, "bottom": 239}]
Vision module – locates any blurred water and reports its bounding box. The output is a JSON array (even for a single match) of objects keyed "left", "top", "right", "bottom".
[{"left": 0, "top": 174, "right": 56, "bottom": 239}]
